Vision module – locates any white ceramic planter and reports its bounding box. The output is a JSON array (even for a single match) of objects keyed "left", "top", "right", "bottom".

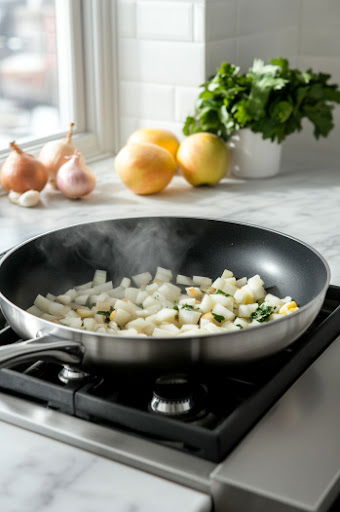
[{"left": 229, "top": 129, "right": 282, "bottom": 178}]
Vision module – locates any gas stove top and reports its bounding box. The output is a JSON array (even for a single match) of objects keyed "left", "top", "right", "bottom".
[{"left": 1, "top": 286, "right": 340, "bottom": 511}]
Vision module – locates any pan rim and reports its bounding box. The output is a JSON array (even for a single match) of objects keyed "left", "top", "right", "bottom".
[{"left": 0, "top": 215, "right": 331, "bottom": 342}]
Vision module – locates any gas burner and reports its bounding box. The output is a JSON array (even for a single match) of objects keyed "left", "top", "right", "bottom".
[
  {"left": 150, "top": 374, "right": 197, "bottom": 417},
  {"left": 58, "top": 365, "right": 90, "bottom": 384}
]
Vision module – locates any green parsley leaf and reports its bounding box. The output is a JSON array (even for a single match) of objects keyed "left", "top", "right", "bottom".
[
  {"left": 271, "top": 100, "right": 293, "bottom": 123},
  {"left": 212, "top": 313, "right": 225, "bottom": 323},
  {"left": 250, "top": 303, "right": 274, "bottom": 323},
  {"left": 270, "top": 57, "right": 289, "bottom": 74},
  {"left": 183, "top": 57, "right": 340, "bottom": 143},
  {"left": 181, "top": 304, "right": 195, "bottom": 311},
  {"left": 173, "top": 305, "right": 179, "bottom": 311},
  {"left": 235, "top": 324, "right": 244, "bottom": 329},
  {"left": 216, "top": 289, "right": 231, "bottom": 297},
  {"left": 96, "top": 309, "right": 112, "bottom": 323}
]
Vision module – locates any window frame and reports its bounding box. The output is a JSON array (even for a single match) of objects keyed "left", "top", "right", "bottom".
[{"left": 0, "top": 0, "right": 118, "bottom": 163}]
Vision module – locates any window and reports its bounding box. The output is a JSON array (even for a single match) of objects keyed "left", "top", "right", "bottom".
[
  {"left": 0, "top": 0, "right": 117, "bottom": 161},
  {"left": 0, "top": 0, "right": 60, "bottom": 147}
]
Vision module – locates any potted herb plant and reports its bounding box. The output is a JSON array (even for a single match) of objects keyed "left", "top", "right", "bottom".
[{"left": 184, "top": 58, "right": 340, "bottom": 178}]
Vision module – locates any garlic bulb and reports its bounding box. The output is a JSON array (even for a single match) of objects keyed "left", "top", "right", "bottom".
[
  {"left": 9, "top": 189, "right": 40, "bottom": 208},
  {"left": 8, "top": 190, "right": 21, "bottom": 204},
  {"left": 1, "top": 142, "right": 48, "bottom": 193},
  {"left": 56, "top": 152, "right": 96, "bottom": 199},
  {"left": 39, "top": 122, "right": 84, "bottom": 185}
]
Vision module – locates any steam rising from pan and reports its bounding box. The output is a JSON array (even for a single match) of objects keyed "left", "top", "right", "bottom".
[{"left": 36, "top": 217, "right": 201, "bottom": 286}]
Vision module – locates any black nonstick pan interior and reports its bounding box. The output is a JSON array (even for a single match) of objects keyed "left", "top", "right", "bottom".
[{"left": 0, "top": 217, "right": 328, "bottom": 310}]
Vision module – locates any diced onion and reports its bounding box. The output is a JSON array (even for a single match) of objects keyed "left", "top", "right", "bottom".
[
  {"left": 176, "top": 274, "right": 193, "bottom": 285},
  {"left": 132, "top": 272, "right": 152, "bottom": 287},
  {"left": 92, "top": 270, "right": 107, "bottom": 287},
  {"left": 28, "top": 267, "right": 299, "bottom": 337}
]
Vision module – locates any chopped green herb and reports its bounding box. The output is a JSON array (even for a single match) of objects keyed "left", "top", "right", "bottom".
[
  {"left": 216, "top": 289, "right": 231, "bottom": 297},
  {"left": 235, "top": 323, "right": 244, "bottom": 329},
  {"left": 173, "top": 305, "right": 179, "bottom": 311},
  {"left": 250, "top": 303, "right": 273, "bottom": 323},
  {"left": 181, "top": 304, "right": 194, "bottom": 310},
  {"left": 212, "top": 313, "right": 225, "bottom": 323},
  {"left": 96, "top": 307, "right": 114, "bottom": 323},
  {"left": 96, "top": 310, "right": 110, "bottom": 322}
]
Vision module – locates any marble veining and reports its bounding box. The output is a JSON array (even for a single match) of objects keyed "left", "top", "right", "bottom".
[{"left": 0, "top": 422, "right": 211, "bottom": 512}]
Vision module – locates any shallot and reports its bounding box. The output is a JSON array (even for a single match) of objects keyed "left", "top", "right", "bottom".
[
  {"left": 56, "top": 151, "right": 96, "bottom": 199},
  {"left": 39, "top": 122, "right": 84, "bottom": 186},
  {"left": 0, "top": 142, "right": 48, "bottom": 193}
]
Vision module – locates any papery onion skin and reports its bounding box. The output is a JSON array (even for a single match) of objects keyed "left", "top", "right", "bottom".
[
  {"left": 56, "top": 152, "right": 96, "bottom": 199},
  {"left": 1, "top": 142, "right": 48, "bottom": 193},
  {"left": 39, "top": 122, "right": 84, "bottom": 185}
]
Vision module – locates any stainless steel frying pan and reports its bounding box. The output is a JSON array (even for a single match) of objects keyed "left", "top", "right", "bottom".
[{"left": 0, "top": 217, "right": 330, "bottom": 372}]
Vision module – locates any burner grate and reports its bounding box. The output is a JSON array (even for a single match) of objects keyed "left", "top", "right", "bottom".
[{"left": 1, "top": 286, "right": 340, "bottom": 462}]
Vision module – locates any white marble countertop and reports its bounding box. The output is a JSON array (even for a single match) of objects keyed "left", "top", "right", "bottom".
[
  {"left": 0, "top": 421, "right": 211, "bottom": 512},
  {"left": 1, "top": 149, "right": 339, "bottom": 282},
  {"left": 0, "top": 149, "right": 339, "bottom": 511}
]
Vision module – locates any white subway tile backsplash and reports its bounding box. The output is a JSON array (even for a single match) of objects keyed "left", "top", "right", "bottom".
[
  {"left": 119, "top": 117, "right": 139, "bottom": 147},
  {"left": 137, "top": 1, "right": 193, "bottom": 41},
  {"left": 300, "top": 26, "right": 340, "bottom": 58},
  {"left": 300, "top": 0, "right": 339, "bottom": 57},
  {"left": 116, "top": 0, "right": 340, "bottom": 156},
  {"left": 120, "top": 81, "right": 174, "bottom": 120},
  {"left": 193, "top": 3, "right": 205, "bottom": 42},
  {"left": 175, "top": 86, "right": 201, "bottom": 122},
  {"left": 300, "top": 0, "right": 340, "bottom": 28},
  {"left": 117, "top": 0, "right": 136, "bottom": 38},
  {"left": 206, "top": 1, "right": 236, "bottom": 41},
  {"left": 206, "top": 39, "right": 237, "bottom": 77},
  {"left": 118, "top": 38, "right": 205, "bottom": 85},
  {"left": 237, "top": 0, "right": 299, "bottom": 36},
  {"left": 237, "top": 28, "right": 298, "bottom": 72}
]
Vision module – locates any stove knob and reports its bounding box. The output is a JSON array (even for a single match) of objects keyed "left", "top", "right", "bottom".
[{"left": 150, "top": 374, "right": 194, "bottom": 416}]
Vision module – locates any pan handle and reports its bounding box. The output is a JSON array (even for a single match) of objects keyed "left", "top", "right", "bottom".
[{"left": 0, "top": 335, "right": 84, "bottom": 369}]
